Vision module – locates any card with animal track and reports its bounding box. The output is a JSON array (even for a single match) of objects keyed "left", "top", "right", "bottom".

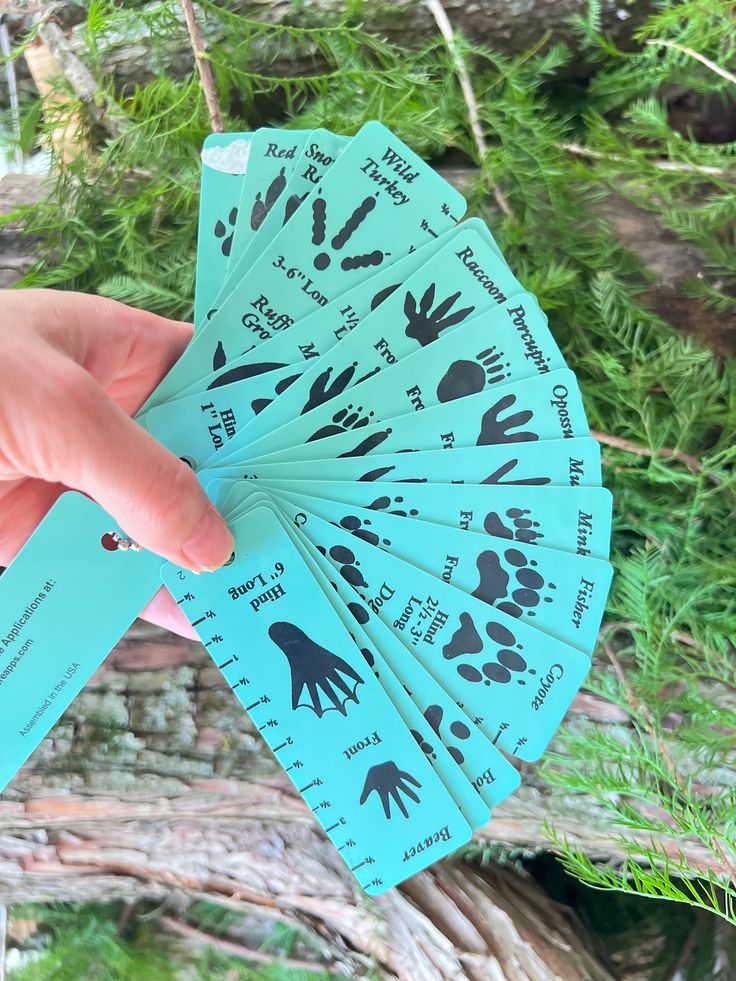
[
  {"left": 234, "top": 480, "right": 613, "bottom": 558},
  {"left": 206, "top": 439, "right": 602, "bottom": 503},
  {"left": 161, "top": 504, "right": 472, "bottom": 894},
  {"left": 265, "top": 487, "right": 613, "bottom": 654},
  {"left": 239, "top": 491, "right": 521, "bottom": 815},
  {"left": 210, "top": 368, "right": 589, "bottom": 472},
  {"left": 195, "top": 220, "right": 524, "bottom": 465},
  {"left": 195, "top": 132, "right": 252, "bottom": 328},
  {"left": 206, "top": 288, "right": 560, "bottom": 468},
  {"left": 140, "top": 121, "right": 467, "bottom": 413},
  {"left": 225, "top": 128, "right": 311, "bottom": 275},
  {"left": 140, "top": 227, "right": 471, "bottom": 461},
  {"left": 254, "top": 495, "right": 591, "bottom": 761},
  {"left": 225, "top": 129, "right": 350, "bottom": 293}
]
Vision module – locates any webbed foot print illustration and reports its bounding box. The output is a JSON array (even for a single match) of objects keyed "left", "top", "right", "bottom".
[
  {"left": 208, "top": 360, "right": 288, "bottom": 391},
  {"left": 484, "top": 508, "right": 544, "bottom": 545},
  {"left": 443, "top": 612, "right": 483, "bottom": 660},
  {"left": 338, "top": 514, "right": 390, "bottom": 548},
  {"left": 307, "top": 404, "right": 375, "bottom": 443},
  {"left": 480, "top": 458, "right": 550, "bottom": 486},
  {"left": 328, "top": 545, "right": 369, "bottom": 589},
  {"left": 477, "top": 394, "right": 538, "bottom": 445},
  {"left": 214, "top": 207, "right": 237, "bottom": 256},
  {"left": 337, "top": 427, "right": 392, "bottom": 458},
  {"left": 436, "top": 347, "right": 511, "bottom": 403},
  {"left": 424, "top": 704, "right": 471, "bottom": 765},
  {"left": 251, "top": 167, "right": 287, "bottom": 230},
  {"left": 268, "top": 621, "right": 363, "bottom": 718},
  {"left": 359, "top": 761, "right": 422, "bottom": 819},
  {"left": 250, "top": 372, "right": 301, "bottom": 416},
  {"left": 367, "top": 495, "right": 418, "bottom": 518},
  {"left": 497, "top": 548, "right": 556, "bottom": 618},
  {"left": 404, "top": 284, "right": 475, "bottom": 347},
  {"left": 311, "top": 189, "right": 385, "bottom": 271}
]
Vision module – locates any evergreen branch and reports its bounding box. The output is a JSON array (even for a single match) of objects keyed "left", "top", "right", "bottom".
[
  {"left": 179, "top": 0, "right": 223, "bottom": 133},
  {"left": 561, "top": 141, "right": 734, "bottom": 178},
  {"left": 425, "top": 0, "right": 513, "bottom": 217},
  {"left": 645, "top": 38, "right": 736, "bottom": 87},
  {"left": 590, "top": 429, "right": 720, "bottom": 483}
]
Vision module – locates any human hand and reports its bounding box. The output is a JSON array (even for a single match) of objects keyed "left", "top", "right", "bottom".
[{"left": 0, "top": 289, "right": 235, "bottom": 638}]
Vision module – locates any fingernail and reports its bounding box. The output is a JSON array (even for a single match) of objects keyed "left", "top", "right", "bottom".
[{"left": 181, "top": 507, "right": 234, "bottom": 572}]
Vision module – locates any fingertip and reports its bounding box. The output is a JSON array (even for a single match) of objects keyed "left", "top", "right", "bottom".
[{"left": 179, "top": 506, "right": 235, "bottom": 573}]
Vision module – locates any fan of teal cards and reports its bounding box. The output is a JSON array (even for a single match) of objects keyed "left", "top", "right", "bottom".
[{"left": 139, "top": 122, "right": 614, "bottom": 895}]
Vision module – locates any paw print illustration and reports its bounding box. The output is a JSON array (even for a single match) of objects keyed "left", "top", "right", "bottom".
[
  {"left": 251, "top": 167, "right": 287, "bottom": 230},
  {"left": 307, "top": 404, "right": 375, "bottom": 443},
  {"left": 436, "top": 347, "right": 510, "bottom": 404},
  {"left": 497, "top": 548, "right": 556, "bottom": 618},
  {"left": 455, "top": 621, "right": 536, "bottom": 688},
  {"left": 404, "top": 284, "right": 476, "bottom": 348},
  {"left": 477, "top": 394, "right": 538, "bottom": 445},
  {"left": 424, "top": 703, "right": 471, "bottom": 765},
  {"left": 443, "top": 611, "right": 483, "bottom": 660},
  {"left": 328, "top": 544, "right": 369, "bottom": 589},
  {"left": 338, "top": 513, "right": 391, "bottom": 548},
  {"left": 480, "top": 458, "right": 550, "bottom": 486},
  {"left": 214, "top": 207, "right": 237, "bottom": 257},
  {"left": 311, "top": 189, "right": 385, "bottom": 271},
  {"left": 484, "top": 508, "right": 544, "bottom": 545},
  {"left": 367, "top": 495, "right": 419, "bottom": 518},
  {"left": 347, "top": 600, "right": 370, "bottom": 625},
  {"left": 359, "top": 761, "right": 422, "bottom": 819}
]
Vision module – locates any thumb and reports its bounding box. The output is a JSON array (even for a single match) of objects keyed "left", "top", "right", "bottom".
[{"left": 25, "top": 362, "right": 234, "bottom": 572}]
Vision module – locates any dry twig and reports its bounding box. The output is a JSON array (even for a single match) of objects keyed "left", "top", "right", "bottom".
[{"left": 179, "top": 0, "right": 223, "bottom": 133}]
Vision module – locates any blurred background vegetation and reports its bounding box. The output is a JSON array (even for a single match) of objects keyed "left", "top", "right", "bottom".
[{"left": 0, "top": 0, "right": 734, "bottom": 977}]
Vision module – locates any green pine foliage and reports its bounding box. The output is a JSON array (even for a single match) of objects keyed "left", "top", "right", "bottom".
[{"left": 3, "top": 0, "right": 735, "bottom": 923}]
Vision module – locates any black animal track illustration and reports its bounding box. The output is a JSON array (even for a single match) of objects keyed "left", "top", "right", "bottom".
[
  {"left": 336, "top": 427, "right": 392, "bottom": 459},
  {"left": 443, "top": 616, "right": 536, "bottom": 687},
  {"left": 367, "top": 495, "right": 419, "bottom": 518},
  {"left": 404, "top": 284, "right": 475, "bottom": 347},
  {"left": 311, "top": 189, "right": 385, "bottom": 271},
  {"left": 436, "top": 347, "right": 511, "bottom": 404},
  {"left": 251, "top": 167, "right": 287, "bottom": 230},
  {"left": 484, "top": 508, "right": 544, "bottom": 545},
  {"left": 306, "top": 404, "right": 376, "bottom": 443},
  {"left": 328, "top": 544, "right": 369, "bottom": 589},
  {"left": 212, "top": 340, "right": 227, "bottom": 372},
  {"left": 347, "top": 599, "right": 370, "bottom": 625},
  {"left": 424, "top": 704, "right": 471, "bottom": 765},
  {"left": 283, "top": 191, "right": 305, "bottom": 224},
  {"left": 370, "top": 282, "right": 400, "bottom": 310},
  {"left": 250, "top": 373, "right": 301, "bottom": 416},
  {"left": 443, "top": 612, "right": 483, "bottom": 660},
  {"left": 477, "top": 394, "right": 538, "bottom": 445},
  {"left": 338, "top": 514, "right": 391, "bottom": 548},
  {"left": 300, "top": 361, "right": 379, "bottom": 414},
  {"left": 359, "top": 761, "right": 422, "bottom": 819},
  {"left": 214, "top": 207, "right": 237, "bottom": 257},
  {"left": 357, "top": 465, "right": 397, "bottom": 482},
  {"left": 207, "top": 360, "right": 288, "bottom": 390},
  {"left": 268, "top": 621, "right": 363, "bottom": 718},
  {"left": 472, "top": 548, "right": 556, "bottom": 618},
  {"left": 480, "top": 458, "right": 550, "bottom": 486}
]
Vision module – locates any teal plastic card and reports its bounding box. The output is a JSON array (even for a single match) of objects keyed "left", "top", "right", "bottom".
[
  {"left": 206, "top": 438, "right": 602, "bottom": 497},
  {"left": 198, "top": 220, "right": 526, "bottom": 466},
  {"left": 236, "top": 493, "right": 520, "bottom": 815},
  {"left": 212, "top": 368, "right": 590, "bottom": 469},
  {"left": 265, "top": 487, "right": 613, "bottom": 654},
  {"left": 226, "top": 129, "right": 349, "bottom": 288},
  {"left": 225, "top": 128, "right": 311, "bottom": 274},
  {"left": 209, "top": 289, "right": 562, "bottom": 468},
  {"left": 0, "top": 493, "right": 164, "bottom": 792},
  {"left": 232, "top": 479, "right": 612, "bottom": 558},
  {"left": 161, "top": 505, "right": 471, "bottom": 894},
  {"left": 195, "top": 132, "right": 252, "bottom": 327},
  {"left": 243, "top": 492, "right": 591, "bottom": 762},
  {"left": 140, "top": 121, "right": 467, "bottom": 412}
]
